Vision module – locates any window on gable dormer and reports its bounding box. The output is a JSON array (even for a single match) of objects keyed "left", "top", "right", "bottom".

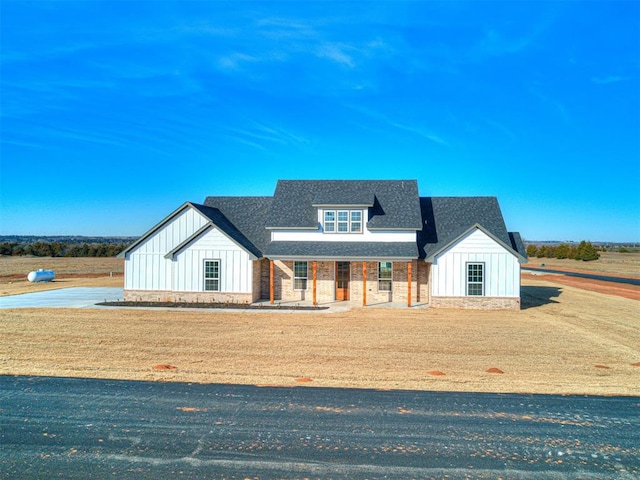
[
  {"left": 324, "top": 211, "right": 335, "bottom": 232},
  {"left": 350, "top": 211, "right": 362, "bottom": 233},
  {"left": 337, "top": 211, "right": 349, "bottom": 232},
  {"left": 322, "top": 209, "right": 363, "bottom": 234}
]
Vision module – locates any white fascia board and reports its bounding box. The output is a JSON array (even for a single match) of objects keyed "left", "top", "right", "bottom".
[
  {"left": 312, "top": 203, "right": 374, "bottom": 208},
  {"left": 424, "top": 223, "right": 527, "bottom": 263},
  {"left": 265, "top": 226, "right": 318, "bottom": 230},
  {"left": 367, "top": 227, "right": 420, "bottom": 232},
  {"left": 164, "top": 224, "right": 213, "bottom": 260},
  {"left": 268, "top": 255, "right": 416, "bottom": 262},
  {"left": 117, "top": 202, "right": 201, "bottom": 258},
  {"left": 165, "top": 221, "right": 259, "bottom": 261}
]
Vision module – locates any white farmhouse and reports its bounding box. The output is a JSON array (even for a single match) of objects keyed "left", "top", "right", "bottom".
[{"left": 119, "top": 180, "right": 527, "bottom": 309}]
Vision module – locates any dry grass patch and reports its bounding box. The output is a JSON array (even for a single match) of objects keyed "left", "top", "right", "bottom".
[
  {"left": 1, "top": 253, "right": 638, "bottom": 394},
  {"left": 1, "top": 276, "right": 638, "bottom": 395},
  {"left": 524, "top": 251, "right": 640, "bottom": 278},
  {"left": 0, "top": 257, "right": 124, "bottom": 296}
]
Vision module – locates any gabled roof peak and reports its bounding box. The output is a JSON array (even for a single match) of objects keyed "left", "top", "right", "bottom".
[{"left": 268, "top": 179, "right": 422, "bottom": 230}]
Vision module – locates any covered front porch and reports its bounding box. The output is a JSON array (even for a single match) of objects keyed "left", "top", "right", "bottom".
[{"left": 263, "top": 259, "right": 430, "bottom": 308}]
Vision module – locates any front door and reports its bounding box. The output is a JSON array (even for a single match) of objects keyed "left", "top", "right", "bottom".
[{"left": 336, "top": 261, "right": 350, "bottom": 301}]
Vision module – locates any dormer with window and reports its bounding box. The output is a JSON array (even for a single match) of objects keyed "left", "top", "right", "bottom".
[
  {"left": 312, "top": 190, "right": 373, "bottom": 235},
  {"left": 322, "top": 209, "right": 363, "bottom": 233},
  {"left": 265, "top": 180, "right": 423, "bottom": 244}
]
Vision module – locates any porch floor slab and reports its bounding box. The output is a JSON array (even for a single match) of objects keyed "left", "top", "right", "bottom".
[{"left": 250, "top": 300, "right": 429, "bottom": 312}]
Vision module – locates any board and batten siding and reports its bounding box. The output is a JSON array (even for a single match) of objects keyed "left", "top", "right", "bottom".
[
  {"left": 431, "top": 228, "right": 520, "bottom": 297},
  {"left": 172, "top": 227, "right": 253, "bottom": 293},
  {"left": 124, "top": 207, "right": 209, "bottom": 291}
]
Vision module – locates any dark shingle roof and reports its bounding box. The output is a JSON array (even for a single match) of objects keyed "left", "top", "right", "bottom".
[
  {"left": 508, "top": 232, "right": 528, "bottom": 260},
  {"left": 265, "top": 241, "right": 418, "bottom": 260},
  {"left": 122, "top": 182, "right": 526, "bottom": 263},
  {"left": 202, "top": 197, "right": 273, "bottom": 255},
  {"left": 419, "top": 196, "right": 524, "bottom": 260},
  {"left": 266, "top": 180, "right": 423, "bottom": 230}
]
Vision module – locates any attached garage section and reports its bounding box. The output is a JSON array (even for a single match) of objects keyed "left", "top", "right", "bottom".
[
  {"left": 123, "top": 206, "right": 209, "bottom": 292},
  {"left": 171, "top": 227, "right": 255, "bottom": 302},
  {"left": 122, "top": 203, "right": 258, "bottom": 303},
  {"left": 430, "top": 227, "right": 522, "bottom": 309}
]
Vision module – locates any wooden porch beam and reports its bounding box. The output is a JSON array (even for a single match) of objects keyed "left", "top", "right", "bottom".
[
  {"left": 269, "top": 260, "right": 274, "bottom": 305},
  {"left": 407, "top": 261, "right": 412, "bottom": 308},
  {"left": 312, "top": 261, "right": 317, "bottom": 306},
  {"left": 362, "top": 261, "right": 367, "bottom": 307}
]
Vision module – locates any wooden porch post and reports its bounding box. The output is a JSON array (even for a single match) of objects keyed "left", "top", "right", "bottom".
[
  {"left": 407, "top": 261, "right": 412, "bottom": 308},
  {"left": 269, "top": 260, "right": 274, "bottom": 305},
  {"left": 312, "top": 261, "right": 317, "bottom": 306},
  {"left": 362, "top": 261, "right": 367, "bottom": 307}
]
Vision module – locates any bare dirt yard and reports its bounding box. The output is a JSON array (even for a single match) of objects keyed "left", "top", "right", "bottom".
[
  {"left": 1, "top": 254, "right": 638, "bottom": 395},
  {"left": 0, "top": 256, "right": 124, "bottom": 296},
  {"left": 524, "top": 250, "right": 640, "bottom": 278}
]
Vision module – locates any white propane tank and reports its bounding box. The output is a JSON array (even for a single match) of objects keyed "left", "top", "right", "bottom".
[{"left": 27, "top": 269, "right": 55, "bottom": 282}]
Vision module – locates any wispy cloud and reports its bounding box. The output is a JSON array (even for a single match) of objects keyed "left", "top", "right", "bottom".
[
  {"left": 528, "top": 83, "right": 571, "bottom": 126},
  {"left": 316, "top": 43, "right": 355, "bottom": 68},
  {"left": 216, "top": 52, "right": 261, "bottom": 72},
  {"left": 252, "top": 121, "right": 307, "bottom": 145},
  {"left": 591, "top": 75, "right": 628, "bottom": 85},
  {"left": 348, "top": 105, "right": 449, "bottom": 147},
  {"left": 256, "top": 16, "right": 319, "bottom": 40},
  {"left": 186, "top": 13, "right": 399, "bottom": 93},
  {"left": 388, "top": 121, "right": 448, "bottom": 146},
  {"left": 0, "top": 139, "right": 47, "bottom": 150},
  {"left": 466, "top": 10, "right": 555, "bottom": 63},
  {"left": 218, "top": 118, "right": 308, "bottom": 152},
  {"left": 480, "top": 117, "right": 517, "bottom": 142},
  {"left": 469, "top": 29, "right": 535, "bottom": 60},
  {"left": 219, "top": 134, "right": 268, "bottom": 152}
]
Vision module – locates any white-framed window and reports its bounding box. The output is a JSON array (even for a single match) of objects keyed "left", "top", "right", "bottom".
[
  {"left": 324, "top": 211, "right": 336, "bottom": 232},
  {"left": 337, "top": 211, "right": 349, "bottom": 232},
  {"left": 204, "top": 259, "right": 220, "bottom": 291},
  {"left": 350, "top": 210, "right": 362, "bottom": 232},
  {"left": 378, "top": 261, "right": 393, "bottom": 292},
  {"left": 322, "top": 209, "right": 363, "bottom": 234},
  {"left": 466, "top": 263, "right": 484, "bottom": 296},
  {"left": 293, "top": 261, "right": 308, "bottom": 290}
]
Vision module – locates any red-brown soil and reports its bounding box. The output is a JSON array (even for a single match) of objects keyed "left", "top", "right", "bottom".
[
  {"left": 521, "top": 273, "right": 640, "bottom": 301},
  {"left": 153, "top": 364, "right": 178, "bottom": 371},
  {"left": 486, "top": 368, "right": 504, "bottom": 374}
]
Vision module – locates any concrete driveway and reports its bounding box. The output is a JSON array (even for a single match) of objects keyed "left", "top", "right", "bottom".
[{"left": 0, "top": 287, "right": 124, "bottom": 309}]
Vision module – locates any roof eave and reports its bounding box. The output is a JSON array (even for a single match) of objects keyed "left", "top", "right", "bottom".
[
  {"left": 164, "top": 224, "right": 212, "bottom": 260},
  {"left": 268, "top": 255, "right": 417, "bottom": 262},
  {"left": 265, "top": 226, "right": 318, "bottom": 230},
  {"left": 117, "top": 201, "right": 201, "bottom": 258},
  {"left": 367, "top": 227, "right": 421, "bottom": 232},
  {"left": 424, "top": 223, "right": 527, "bottom": 263},
  {"left": 164, "top": 222, "right": 259, "bottom": 261},
  {"left": 311, "top": 203, "right": 374, "bottom": 208}
]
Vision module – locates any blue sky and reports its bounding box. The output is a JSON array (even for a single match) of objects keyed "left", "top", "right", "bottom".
[{"left": 1, "top": 1, "right": 638, "bottom": 242}]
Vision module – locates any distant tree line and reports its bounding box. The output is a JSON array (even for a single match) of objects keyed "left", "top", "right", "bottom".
[
  {"left": 0, "top": 241, "right": 131, "bottom": 257},
  {"left": 526, "top": 241, "right": 600, "bottom": 262}
]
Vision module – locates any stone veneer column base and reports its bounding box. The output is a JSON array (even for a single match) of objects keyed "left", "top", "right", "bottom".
[
  {"left": 123, "top": 290, "right": 253, "bottom": 304},
  {"left": 430, "top": 296, "right": 521, "bottom": 310}
]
